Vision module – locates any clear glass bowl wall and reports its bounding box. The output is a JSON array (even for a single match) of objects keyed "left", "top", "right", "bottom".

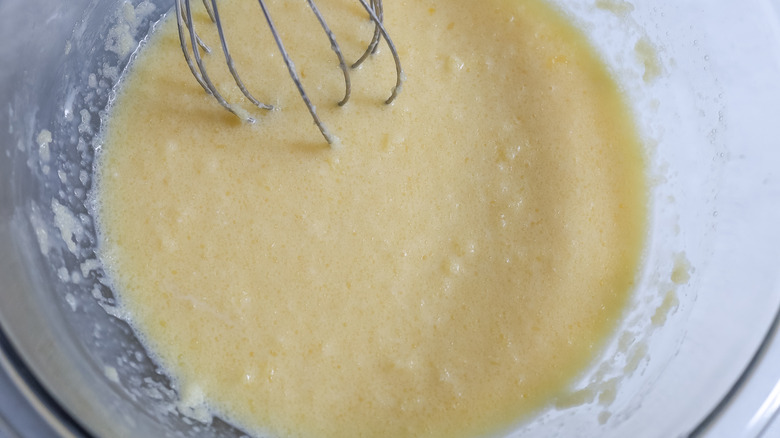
[{"left": 1, "top": 0, "right": 779, "bottom": 437}]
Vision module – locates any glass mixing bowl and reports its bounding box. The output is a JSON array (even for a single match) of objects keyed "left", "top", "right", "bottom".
[{"left": 1, "top": 0, "right": 780, "bottom": 437}]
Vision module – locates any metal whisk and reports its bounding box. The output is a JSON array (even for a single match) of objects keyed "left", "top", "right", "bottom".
[{"left": 174, "top": 0, "right": 404, "bottom": 144}]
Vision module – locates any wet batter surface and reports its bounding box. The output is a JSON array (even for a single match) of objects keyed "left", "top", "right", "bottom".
[{"left": 95, "top": 0, "right": 646, "bottom": 437}]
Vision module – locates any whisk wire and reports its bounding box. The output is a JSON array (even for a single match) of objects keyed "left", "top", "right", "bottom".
[
  {"left": 183, "top": 3, "right": 213, "bottom": 53},
  {"left": 355, "top": 0, "right": 402, "bottom": 104},
  {"left": 352, "top": 0, "right": 382, "bottom": 68},
  {"left": 201, "top": 0, "right": 217, "bottom": 23},
  {"left": 257, "top": 0, "right": 336, "bottom": 143},
  {"left": 176, "top": 0, "right": 404, "bottom": 144},
  {"left": 175, "top": 2, "right": 209, "bottom": 92},
  {"left": 211, "top": 0, "right": 274, "bottom": 110},
  {"left": 177, "top": 0, "right": 255, "bottom": 122},
  {"left": 306, "top": 0, "right": 352, "bottom": 107}
]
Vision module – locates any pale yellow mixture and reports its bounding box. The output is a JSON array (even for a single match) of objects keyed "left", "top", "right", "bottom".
[{"left": 96, "top": 0, "right": 646, "bottom": 437}]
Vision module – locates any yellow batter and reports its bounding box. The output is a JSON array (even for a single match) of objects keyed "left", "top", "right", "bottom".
[{"left": 96, "top": 0, "right": 646, "bottom": 437}]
